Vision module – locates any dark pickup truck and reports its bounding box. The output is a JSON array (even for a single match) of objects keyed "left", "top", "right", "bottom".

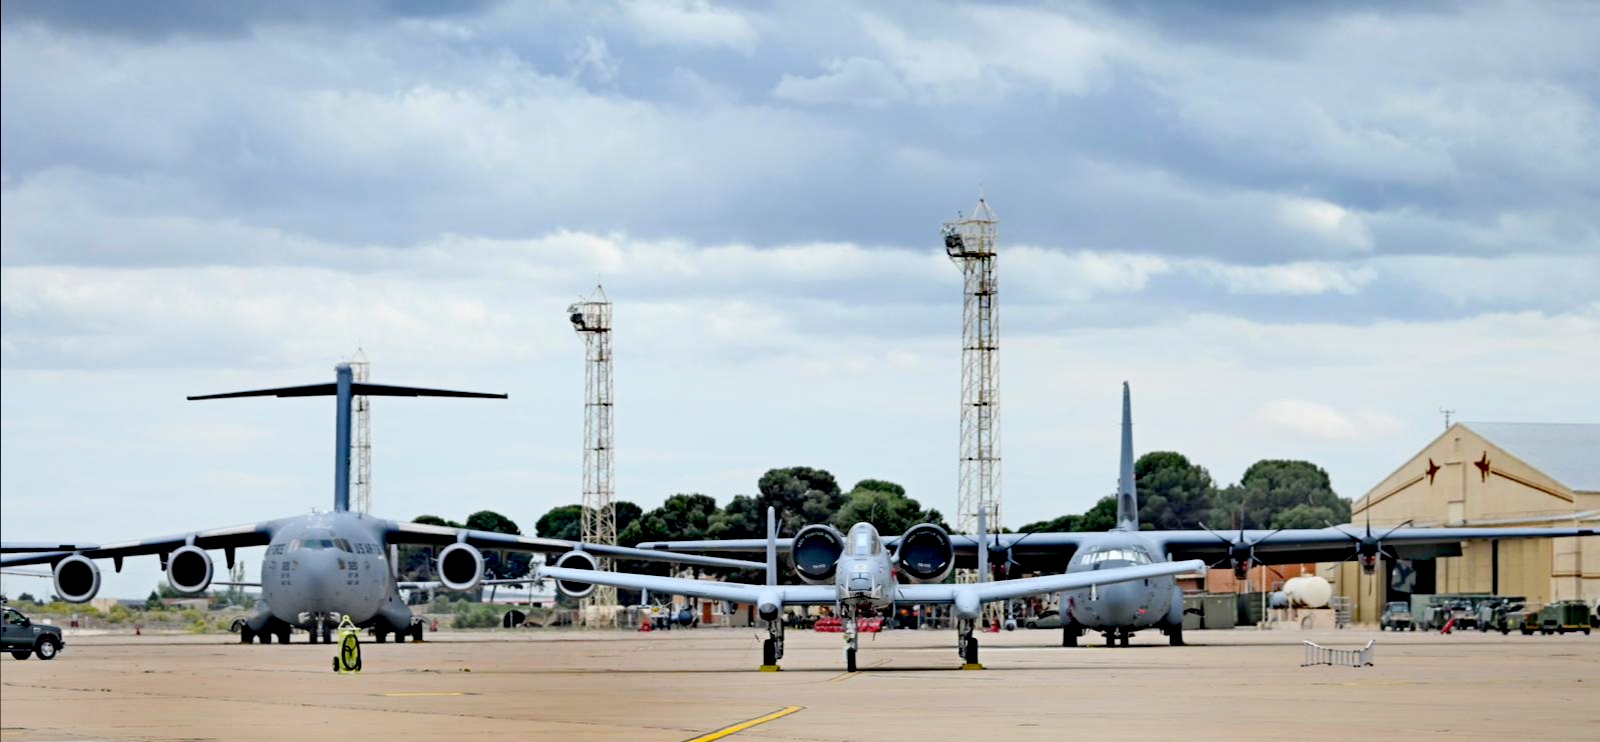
[{"left": 3, "top": 606, "right": 65, "bottom": 660}]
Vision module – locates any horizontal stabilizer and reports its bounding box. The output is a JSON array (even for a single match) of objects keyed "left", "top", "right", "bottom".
[{"left": 189, "top": 383, "right": 506, "bottom": 400}]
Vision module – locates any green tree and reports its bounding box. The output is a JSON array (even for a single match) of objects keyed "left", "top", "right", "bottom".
[
  {"left": 1134, "top": 451, "right": 1215, "bottom": 530},
  {"left": 850, "top": 479, "right": 905, "bottom": 497},
  {"left": 610, "top": 501, "right": 643, "bottom": 538},
  {"left": 1073, "top": 496, "right": 1122, "bottom": 532},
  {"left": 706, "top": 495, "right": 765, "bottom": 540},
  {"left": 1017, "top": 514, "right": 1078, "bottom": 533},
  {"left": 1213, "top": 459, "right": 1352, "bottom": 529},
  {"left": 758, "top": 466, "right": 844, "bottom": 534},
  {"left": 535, "top": 505, "right": 585, "bottom": 542},
  {"left": 831, "top": 483, "right": 946, "bottom": 535}
]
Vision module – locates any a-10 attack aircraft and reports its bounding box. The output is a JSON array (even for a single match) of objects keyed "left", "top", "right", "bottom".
[
  {"left": 541, "top": 507, "right": 1206, "bottom": 670},
  {"left": 0, "top": 364, "right": 761, "bottom": 644},
  {"left": 638, "top": 383, "right": 1595, "bottom": 649}
]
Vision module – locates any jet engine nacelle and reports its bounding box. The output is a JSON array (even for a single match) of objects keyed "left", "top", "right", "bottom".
[
  {"left": 792, "top": 524, "right": 845, "bottom": 584},
  {"left": 896, "top": 523, "right": 954, "bottom": 584},
  {"left": 437, "top": 542, "right": 486, "bottom": 592},
  {"left": 551, "top": 551, "right": 600, "bottom": 599},
  {"left": 53, "top": 554, "right": 102, "bottom": 604},
  {"left": 166, "top": 545, "right": 214, "bottom": 594}
]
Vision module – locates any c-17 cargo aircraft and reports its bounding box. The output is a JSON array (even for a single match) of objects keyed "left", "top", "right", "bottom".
[
  {"left": 639, "top": 383, "right": 1595, "bottom": 649},
  {"left": 541, "top": 506, "right": 1206, "bottom": 670},
  {"left": 0, "top": 364, "right": 762, "bottom": 644}
]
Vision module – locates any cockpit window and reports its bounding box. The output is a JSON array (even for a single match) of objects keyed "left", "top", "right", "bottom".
[
  {"left": 290, "top": 531, "right": 354, "bottom": 552},
  {"left": 1079, "top": 546, "right": 1153, "bottom": 565},
  {"left": 849, "top": 525, "right": 880, "bottom": 556}
]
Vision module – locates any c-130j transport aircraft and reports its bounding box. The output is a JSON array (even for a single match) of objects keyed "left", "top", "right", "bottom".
[
  {"left": 0, "top": 364, "right": 762, "bottom": 644},
  {"left": 638, "top": 383, "right": 1595, "bottom": 649}
]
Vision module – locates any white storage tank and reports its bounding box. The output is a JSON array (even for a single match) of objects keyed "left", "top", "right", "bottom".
[{"left": 1282, "top": 575, "right": 1333, "bottom": 608}]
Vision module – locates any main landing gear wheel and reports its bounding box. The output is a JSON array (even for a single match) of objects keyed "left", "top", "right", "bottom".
[
  {"left": 1168, "top": 623, "right": 1184, "bottom": 646},
  {"left": 412, "top": 623, "right": 425, "bottom": 642},
  {"left": 846, "top": 647, "right": 857, "bottom": 673},
  {"left": 1104, "top": 632, "right": 1115, "bottom": 648},
  {"left": 241, "top": 626, "right": 255, "bottom": 644},
  {"left": 1120, "top": 631, "right": 1130, "bottom": 648},
  {"left": 278, "top": 628, "right": 292, "bottom": 644},
  {"left": 324, "top": 623, "right": 335, "bottom": 644},
  {"left": 374, "top": 629, "right": 388, "bottom": 643}
]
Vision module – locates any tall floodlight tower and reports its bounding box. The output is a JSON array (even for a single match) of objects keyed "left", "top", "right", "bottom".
[
  {"left": 943, "top": 198, "right": 1002, "bottom": 538},
  {"left": 349, "top": 348, "right": 373, "bottom": 515},
  {"left": 568, "top": 285, "right": 617, "bottom": 609}
]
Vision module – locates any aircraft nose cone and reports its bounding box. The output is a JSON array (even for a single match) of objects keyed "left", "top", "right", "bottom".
[{"left": 1094, "top": 581, "right": 1142, "bottom": 625}]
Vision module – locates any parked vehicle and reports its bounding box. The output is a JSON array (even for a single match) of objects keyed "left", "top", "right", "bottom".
[
  {"left": 1480, "top": 598, "right": 1527, "bottom": 634},
  {"left": 1380, "top": 601, "right": 1414, "bottom": 631},
  {"left": 1505, "top": 605, "right": 1542, "bottom": 635},
  {"left": 2, "top": 606, "right": 64, "bottom": 660},
  {"left": 1024, "top": 609, "right": 1062, "bottom": 629},
  {"left": 1539, "top": 600, "right": 1592, "bottom": 635}
]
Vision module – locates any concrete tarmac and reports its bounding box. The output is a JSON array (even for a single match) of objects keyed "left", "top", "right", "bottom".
[{"left": 2, "top": 627, "right": 1596, "bottom": 741}]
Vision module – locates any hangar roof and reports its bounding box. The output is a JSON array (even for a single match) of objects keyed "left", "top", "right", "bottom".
[{"left": 1464, "top": 422, "right": 1600, "bottom": 493}]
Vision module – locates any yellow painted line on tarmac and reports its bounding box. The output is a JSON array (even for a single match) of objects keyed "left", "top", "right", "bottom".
[
  {"left": 684, "top": 705, "right": 803, "bottom": 742},
  {"left": 380, "top": 691, "right": 466, "bottom": 697}
]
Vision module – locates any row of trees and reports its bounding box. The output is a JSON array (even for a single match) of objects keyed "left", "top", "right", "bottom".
[{"left": 1018, "top": 455, "right": 1352, "bottom": 533}]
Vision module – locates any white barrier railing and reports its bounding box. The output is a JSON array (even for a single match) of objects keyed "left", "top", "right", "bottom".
[{"left": 1301, "top": 639, "right": 1375, "bottom": 667}]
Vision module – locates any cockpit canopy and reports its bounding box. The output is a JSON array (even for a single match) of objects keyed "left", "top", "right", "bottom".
[
  {"left": 290, "top": 528, "right": 353, "bottom": 553},
  {"left": 847, "top": 523, "right": 883, "bottom": 557},
  {"left": 1077, "top": 544, "right": 1153, "bottom": 566}
]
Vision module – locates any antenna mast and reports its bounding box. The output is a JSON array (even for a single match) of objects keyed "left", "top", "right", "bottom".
[
  {"left": 1439, "top": 407, "right": 1455, "bottom": 429},
  {"left": 943, "top": 198, "right": 1002, "bottom": 537},
  {"left": 349, "top": 348, "right": 373, "bottom": 515},
  {"left": 569, "top": 285, "right": 617, "bottom": 613}
]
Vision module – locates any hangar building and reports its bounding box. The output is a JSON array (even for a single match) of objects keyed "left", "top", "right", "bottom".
[{"left": 1328, "top": 422, "right": 1599, "bottom": 624}]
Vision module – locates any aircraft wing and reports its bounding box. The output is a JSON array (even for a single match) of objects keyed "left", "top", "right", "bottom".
[
  {"left": 636, "top": 532, "right": 1093, "bottom": 555},
  {"left": 1154, "top": 525, "right": 1597, "bottom": 565},
  {"left": 894, "top": 560, "right": 1208, "bottom": 604},
  {"left": 386, "top": 522, "right": 766, "bottom": 571},
  {"left": 0, "top": 522, "right": 278, "bottom": 568},
  {"left": 538, "top": 566, "right": 837, "bottom": 606}
]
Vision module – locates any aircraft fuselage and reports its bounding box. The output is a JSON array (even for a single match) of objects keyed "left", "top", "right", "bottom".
[
  {"left": 257, "top": 512, "right": 412, "bottom": 633},
  {"left": 1060, "top": 529, "right": 1180, "bottom": 633}
]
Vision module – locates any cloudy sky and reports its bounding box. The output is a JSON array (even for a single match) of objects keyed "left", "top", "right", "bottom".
[{"left": 3, "top": 1, "right": 1597, "bottom": 598}]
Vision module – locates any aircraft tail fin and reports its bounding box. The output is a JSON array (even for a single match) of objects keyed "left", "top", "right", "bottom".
[
  {"left": 1116, "top": 382, "right": 1138, "bottom": 530},
  {"left": 188, "top": 364, "right": 506, "bottom": 512}
]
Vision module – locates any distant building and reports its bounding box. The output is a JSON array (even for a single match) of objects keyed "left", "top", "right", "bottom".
[{"left": 1328, "top": 422, "right": 1599, "bottom": 623}]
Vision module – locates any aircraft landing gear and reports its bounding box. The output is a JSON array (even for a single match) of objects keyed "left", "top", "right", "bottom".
[
  {"left": 1104, "top": 631, "right": 1115, "bottom": 648},
  {"left": 760, "top": 617, "right": 784, "bottom": 670},
  {"left": 958, "top": 617, "right": 981, "bottom": 669},
  {"left": 842, "top": 608, "right": 860, "bottom": 672},
  {"left": 1166, "top": 620, "right": 1184, "bottom": 646},
  {"left": 240, "top": 625, "right": 255, "bottom": 644},
  {"left": 1120, "top": 630, "right": 1130, "bottom": 648},
  {"left": 1063, "top": 622, "right": 1081, "bottom": 648}
]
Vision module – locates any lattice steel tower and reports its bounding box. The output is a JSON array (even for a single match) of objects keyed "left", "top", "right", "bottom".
[
  {"left": 349, "top": 348, "right": 373, "bottom": 515},
  {"left": 568, "top": 285, "right": 616, "bottom": 607},
  {"left": 943, "top": 199, "right": 1002, "bottom": 536}
]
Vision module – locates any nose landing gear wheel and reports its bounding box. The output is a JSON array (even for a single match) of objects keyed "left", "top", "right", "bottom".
[
  {"left": 963, "top": 636, "right": 979, "bottom": 666},
  {"left": 846, "top": 647, "right": 857, "bottom": 673},
  {"left": 762, "top": 639, "right": 776, "bottom": 667}
]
